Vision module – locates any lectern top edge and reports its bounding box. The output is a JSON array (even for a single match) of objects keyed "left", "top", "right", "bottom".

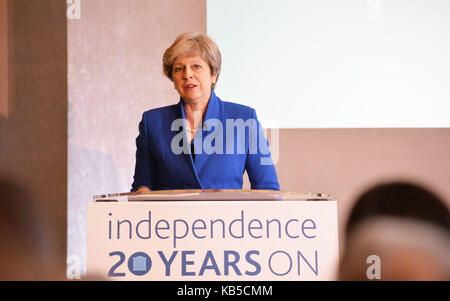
[{"left": 93, "top": 189, "right": 332, "bottom": 202}]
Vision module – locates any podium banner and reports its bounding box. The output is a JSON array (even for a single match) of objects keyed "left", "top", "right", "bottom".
[{"left": 87, "top": 200, "right": 339, "bottom": 280}]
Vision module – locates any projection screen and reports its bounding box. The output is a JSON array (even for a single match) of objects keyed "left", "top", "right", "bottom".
[{"left": 207, "top": 0, "right": 450, "bottom": 128}]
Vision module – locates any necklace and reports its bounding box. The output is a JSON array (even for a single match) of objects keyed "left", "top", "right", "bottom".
[{"left": 186, "top": 125, "right": 201, "bottom": 133}]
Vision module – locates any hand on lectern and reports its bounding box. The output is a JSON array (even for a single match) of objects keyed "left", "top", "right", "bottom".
[{"left": 136, "top": 186, "right": 150, "bottom": 193}]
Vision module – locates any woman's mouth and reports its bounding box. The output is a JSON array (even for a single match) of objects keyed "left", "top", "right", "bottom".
[{"left": 185, "top": 84, "right": 197, "bottom": 89}]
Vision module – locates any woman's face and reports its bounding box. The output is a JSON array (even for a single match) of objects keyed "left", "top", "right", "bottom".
[{"left": 172, "top": 54, "right": 217, "bottom": 105}]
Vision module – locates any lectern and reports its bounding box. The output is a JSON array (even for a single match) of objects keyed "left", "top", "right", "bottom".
[{"left": 87, "top": 190, "right": 339, "bottom": 280}]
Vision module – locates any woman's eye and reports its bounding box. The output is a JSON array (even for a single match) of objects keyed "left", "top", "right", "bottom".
[
  {"left": 174, "top": 67, "right": 183, "bottom": 72},
  {"left": 193, "top": 64, "right": 202, "bottom": 69}
]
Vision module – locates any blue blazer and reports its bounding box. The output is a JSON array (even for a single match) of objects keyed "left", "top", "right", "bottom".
[{"left": 131, "top": 90, "right": 280, "bottom": 191}]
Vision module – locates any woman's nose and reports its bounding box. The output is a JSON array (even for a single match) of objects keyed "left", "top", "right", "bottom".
[{"left": 184, "top": 67, "right": 193, "bottom": 79}]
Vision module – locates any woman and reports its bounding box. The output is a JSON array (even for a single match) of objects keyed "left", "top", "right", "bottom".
[{"left": 131, "top": 32, "right": 279, "bottom": 192}]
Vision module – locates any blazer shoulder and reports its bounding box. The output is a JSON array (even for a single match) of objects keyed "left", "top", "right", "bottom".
[
  {"left": 141, "top": 103, "right": 179, "bottom": 123},
  {"left": 221, "top": 99, "right": 255, "bottom": 118},
  {"left": 143, "top": 103, "right": 178, "bottom": 116}
]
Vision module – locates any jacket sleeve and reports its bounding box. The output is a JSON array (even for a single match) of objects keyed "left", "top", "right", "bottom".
[
  {"left": 245, "top": 109, "right": 280, "bottom": 191},
  {"left": 131, "top": 112, "right": 157, "bottom": 192}
]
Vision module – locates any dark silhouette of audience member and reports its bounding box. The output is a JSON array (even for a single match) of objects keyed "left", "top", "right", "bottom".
[
  {"left": 0, "top": 179, "right": 61, "bottom": 280},
  {"left": 339, "top": 182, "right": 450, "bottom": 281}
]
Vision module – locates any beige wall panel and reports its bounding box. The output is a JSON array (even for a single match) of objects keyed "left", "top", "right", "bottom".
[
  {"left": 257, "top": 128, "right": 450, "bottom": 254},
  {"left": 0, "top": 0, "right": 7, "bottom": 118},
  {"left": 0, "top": 0, "right": 67, "bottom": 280}
]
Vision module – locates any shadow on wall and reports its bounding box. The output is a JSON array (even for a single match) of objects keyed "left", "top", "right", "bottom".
[
  {"left": 67, "top": 101, "right": 121, "bottom": 277},
  {"left": 339, "top": 182, "right": 450, "bottom": 281},
  {"left": 68, "top": 142, "right": 120, "bottom": 277}
]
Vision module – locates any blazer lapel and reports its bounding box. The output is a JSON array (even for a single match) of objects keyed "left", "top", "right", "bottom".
[
  {"left": 193, "top": 89, "right": 223, "bottom": 178},
  {"left": 177, "top": 100, "right": 204, "bottom": 188}
]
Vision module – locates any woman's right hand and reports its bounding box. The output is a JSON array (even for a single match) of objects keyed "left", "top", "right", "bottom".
[{"left": 136, "top": 186, "right": 151, "bottom": 193}]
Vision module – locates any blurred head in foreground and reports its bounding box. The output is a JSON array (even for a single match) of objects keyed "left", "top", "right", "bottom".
[
  {"left": 0, "top": 179, "right": 59, "bottom": 280},
  {"left": 339, "top": 182, "right": 450, "bottom": 281}
]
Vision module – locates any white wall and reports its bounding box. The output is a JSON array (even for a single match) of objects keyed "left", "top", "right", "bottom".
[{"left": 208, "top": 0, "right": 450, "bottom": 128}]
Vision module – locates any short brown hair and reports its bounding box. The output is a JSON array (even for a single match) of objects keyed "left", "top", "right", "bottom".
[{"left": 163, "top": 32, "right": 222, "bottom": 89}]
